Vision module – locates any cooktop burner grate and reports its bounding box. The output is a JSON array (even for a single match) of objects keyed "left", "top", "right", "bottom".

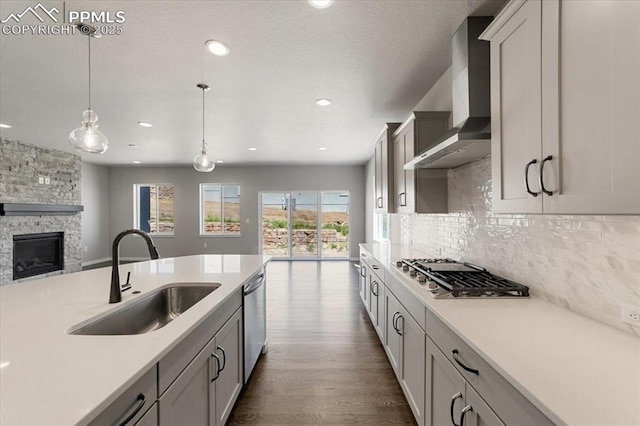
[{"left": 425, "top": 270, "right": 530, "bottom": 297}]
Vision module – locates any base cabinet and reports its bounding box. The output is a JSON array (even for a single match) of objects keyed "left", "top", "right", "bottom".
[
  {"left": 426, "top": 338, "right": 503, "bottom": 426},
  {"left": 159, "top": 308, "right": 243, "bottom": 426},
  {"left": 384, "top": 290, "right": 426, "bottom": 426}
]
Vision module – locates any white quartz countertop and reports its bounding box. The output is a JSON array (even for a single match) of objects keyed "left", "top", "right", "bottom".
[
  {"left": 360, "top": 242, "right": 640, "bottom": 426},
  {"left": 0, "top": 254, "right": 270, "bottom": 426}
]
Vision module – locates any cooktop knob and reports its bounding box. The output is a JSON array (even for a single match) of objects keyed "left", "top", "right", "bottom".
[
  {"left": 417, "top": 274, "right": 426, "bottom": 283},
  {"left": 396, "top": 261, "right": 403, "bottom": 267},
  {"left": 428, "top": 281, "right": 438, "bottom": 290},
  {"left": 402, "top": 265, "right": 409, "bottom": 272},
  {"left": 409, "top": 269, "right": 417, "bottom": 277}
]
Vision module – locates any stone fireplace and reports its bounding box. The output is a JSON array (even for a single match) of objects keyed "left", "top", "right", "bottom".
[{"left": 0, "top": 138, "right": 82, "bottom": 285}]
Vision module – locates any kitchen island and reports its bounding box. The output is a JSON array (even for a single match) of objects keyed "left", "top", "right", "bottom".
[{"left": 0, "top": 254, "right": 270, "bottom": 425}]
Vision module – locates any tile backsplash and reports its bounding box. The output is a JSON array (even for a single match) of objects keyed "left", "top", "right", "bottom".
[{"left": 399, "top": 157, "right": 640, "bottom": 336}]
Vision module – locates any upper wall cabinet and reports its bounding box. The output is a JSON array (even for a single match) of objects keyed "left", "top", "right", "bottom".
[
  {"left": 393, "top": 112, "right": 450, "bottom": 214},
  {"left": 482, "top": 0, "right": 640, "bottom": 214},
  {"left": 374, "top": 123, "right": 400, "bottom": 214}
]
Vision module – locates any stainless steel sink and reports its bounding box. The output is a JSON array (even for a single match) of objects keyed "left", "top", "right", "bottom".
[{"left": 69, "top": 283, "right": 221, "bottom": 335}]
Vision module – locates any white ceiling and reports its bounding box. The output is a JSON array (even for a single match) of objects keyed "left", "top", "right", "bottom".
[{"left": 0, "top": 0, "right": 505, "bottom": 166}]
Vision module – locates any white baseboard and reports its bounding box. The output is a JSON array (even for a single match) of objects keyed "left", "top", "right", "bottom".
[
  {"left": 81, "top": 257, "right": 110, "bottom": 267},
  {"left": 120, "top": 257, "right": 151, "bottom": 262}
]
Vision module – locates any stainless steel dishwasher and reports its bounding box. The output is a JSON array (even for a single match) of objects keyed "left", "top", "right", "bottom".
[{"left": 243, "top": 268, "right": 267, "bottom": 383}]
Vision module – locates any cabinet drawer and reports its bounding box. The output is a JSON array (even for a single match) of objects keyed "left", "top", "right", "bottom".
[
  {"left": 385, "top": 273, "right": 426, "bottom": 330},
  {"left": 88, "top": 366, "right": 157, "bottom": 426},
  {"left": 360, "top": 250, "right": 385, "bottom": 283},
  {"left": 158, "top": 289, "right": 242, "bottom": 396},
  {"left": 426, "top": 310, "right": 553, "bottom": 426}
]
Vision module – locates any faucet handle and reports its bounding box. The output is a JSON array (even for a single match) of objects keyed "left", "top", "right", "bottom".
[{"left": 121, "top": 272, "right": 132, "bottom": 292}]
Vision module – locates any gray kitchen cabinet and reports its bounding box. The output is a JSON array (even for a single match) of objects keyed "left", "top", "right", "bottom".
[
  {"left": 159, "top": 332, "right": 216, "bottom": 425},
  {"left": 426, "top": 338, "right": 504, "bottom": 426},
  {"left": 88, "top": 367, "right": 157, "bottom": 426},
  {"left": 392, "top": 112, "right": 449, "bottom": 214},
  {"left": 159, "top": 307, "right": 243, "bottom": 426},
  {"left": 385, "top": 290, "right": 426, "bottom": 426},
  {"left": 426, "top": 311, "right": 553, "bottom": 426},
  {"left": 213, "top": 308, "right": 244, "bottom": 426},
  {"left": 483, "top": 0, "right": 640, "bottom": 214},
  {"left": 359, "top": 257, "right": 370, "bottom": 308},
  {"left": 374, "top": 123, "right": 400, "bottom": 213}
]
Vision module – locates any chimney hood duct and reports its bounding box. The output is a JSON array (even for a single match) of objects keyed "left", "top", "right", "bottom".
[{"left": 405, "top": 17, "right": 493, "bottom": 170}]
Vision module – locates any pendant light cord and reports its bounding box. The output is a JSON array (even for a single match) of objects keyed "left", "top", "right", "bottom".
[
  {"left": 88, "top": 33, "right": 92, "bottom": 110},
  {"left": 202, "top": 86, "right": 206, "bottom": 149}
]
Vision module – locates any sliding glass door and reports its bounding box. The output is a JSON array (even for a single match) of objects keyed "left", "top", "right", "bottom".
[{"left": 260, "top": 191, "right": 349, "bottom": 259}]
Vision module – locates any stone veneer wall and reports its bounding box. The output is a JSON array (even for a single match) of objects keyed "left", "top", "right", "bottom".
[
  {"left": 0, "top": 138, "right": 82, "bottom": 284},
  {"left": 399, "top": 157, "right": 640, "bottom": 336}
]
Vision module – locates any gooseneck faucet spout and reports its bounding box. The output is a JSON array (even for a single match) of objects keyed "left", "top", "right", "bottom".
[{"left": 110, "top": 229, "right": 160, "bottom": 303}]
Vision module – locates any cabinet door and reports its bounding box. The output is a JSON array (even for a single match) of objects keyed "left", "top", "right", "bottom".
[
  {"left": 369, "top": 274, "right": 381, "bottom": 329},
  {"left": 490, "top": 0, "right": 543, "bottom": 213},
  {"left": 402, "top": 126, "right": 416, "bottom": 213},
  {"left": 374, "top": 281, "right": 386, "bottom": 341},
  {"left": 398, "top": 308, "right": 426, "bottom": 426},
  {"left": 541, "top": 0, "right": 640, "bottom": 214},
  {"left": 393, "top": 132, "right": 406, "bottom": 212},
  {"left": 464, "top": 385, "right": 505, "bottom": 426},
  {"left": 159, "top": 337, "right": 217, "bottom": 426},
  {"left": 374, "top": 141, "right": 384, "bottom": 212},
  {"left": 359, "top": 261, "right": 367, "bottom": 306},
  {"left": 214, "top": 309, "right": 244, "bottom": 426},
  {"left": 426, "top": 338, "right": 467, "bottom": 426},
  {"left": 384, "top": 291, "right": 403, "bottom": 375}
]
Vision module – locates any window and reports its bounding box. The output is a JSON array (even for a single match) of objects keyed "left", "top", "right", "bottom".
[
  {"left": 373, "top": 213, "right": 389, "bottom": 242},
  {"left": 133, "top": 184, "right": 175, "bottom": 235},
  {"left": 200, "top": 184, "right": 241, "bottom": 236}
]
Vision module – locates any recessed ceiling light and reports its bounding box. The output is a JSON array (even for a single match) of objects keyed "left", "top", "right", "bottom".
[
  {"left": 137, "top": 121, "right": 153, "bottom": 128},
  {"left": 133, "top": 160, "right": 141, "bottom": 164},
  {"left": 128, "top": 144, "right": 138, "bottom": 149},
  {"left": 248, "top": 147, "right": 257, "bottom": 151},
  {"left": 216, "top": 160, "right": 224, "bottom": 163},
  {"left": 0, "top": 123, "right": 12, "bottom": 129},
  {"left": 308, "top": 0, "right": 334, "bottom": 8},
  {"left": 319, "top": 147, "right": 327, "bottom": 151},
  {"left": 315, "top": 98, "right": 332, "bottom": 106},
  {"left": 205, "top": 40, "right": 230, "bottom": 56}
]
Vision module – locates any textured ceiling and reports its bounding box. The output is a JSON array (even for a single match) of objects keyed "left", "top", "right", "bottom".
[{"left": 0, "top": 0, "right": 506, "bottom": 166}]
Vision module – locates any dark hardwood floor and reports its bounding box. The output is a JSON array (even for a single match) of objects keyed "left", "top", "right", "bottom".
[{"left": 228, "top": 261, "right": 416, "bottom": 425}]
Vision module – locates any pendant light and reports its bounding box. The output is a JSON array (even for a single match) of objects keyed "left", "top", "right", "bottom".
[
  {"left": 193, "top": 83, "right": 215, "bottom": 172},
  {"left": 68, "top": 24, "right": 108, "bottom": 154}
]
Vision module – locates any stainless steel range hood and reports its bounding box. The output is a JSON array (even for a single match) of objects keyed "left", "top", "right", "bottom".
[{"left": 405, "top": 17, "right": 493, "bottom": 169}]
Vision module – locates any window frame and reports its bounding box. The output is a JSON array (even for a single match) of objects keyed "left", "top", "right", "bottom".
[
  {"left": 132, "top": 183, "right": 175, "bottom": 237},
  {"left": 199, "top": 183, "right": 242, "bottom": 237}
]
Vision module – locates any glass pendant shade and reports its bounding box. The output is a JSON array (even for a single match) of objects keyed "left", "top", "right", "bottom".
[
  {"left": 69, "top": 109, "right": 108, "bottom": 154},
  {"left": 193, "top": 143, "right": 215, "bottom": 172}
]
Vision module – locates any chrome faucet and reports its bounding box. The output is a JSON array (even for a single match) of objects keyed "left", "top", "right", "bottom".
[{"left": 110, "top": 229, "right": 160, "bottom": 303}]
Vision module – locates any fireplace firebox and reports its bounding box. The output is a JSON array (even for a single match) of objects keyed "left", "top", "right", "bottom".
[{"left": 13, "top": 232, "right": 64, "bottom": 280}]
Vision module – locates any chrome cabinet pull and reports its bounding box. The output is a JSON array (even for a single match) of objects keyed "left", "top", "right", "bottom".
[
  {"left": 451, "top": 349, "right": 479, "bottom": 375},
  {"left": 377, "top": 197, "right": 383, "bottom": 208},
  {"left": 392, "top": 312, "right": 400, "bottom": 332},
  {"left": 460, "top": 405, "right": 473, "bottom": 426},
  {"left": 372, "top": 264, "right": 379, "bottom": 270},
  {"left": 450, "top": 392, "right": 463, "bottom": 426},
  {"left": 524, "top": 158, "right": 540, "bottom": 197},
  {"left": 371, "top": 281, "right": 379, "bottom": 297},
  {"left": 395, "top": 314, "right": 403, "bottom": 336},
  {"left": 115, "top": 393, "right": 145, "bottom": 426},
  {"left": 539, "top": 155, "right": 554, "bottom": 196},
  {"left": 210, "top": 353, "right": 221, "bottom": 382},
  {"left": 397, "top": 193, "right": 402, "bottom": 207},
  {"left": 360, "top": 265, "right": 366, "bottom": 278},
  {"left": 217, "top": 346, "right": 226, "bottom": 372}
]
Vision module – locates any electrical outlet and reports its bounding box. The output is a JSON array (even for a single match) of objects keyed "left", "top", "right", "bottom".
[
  {"left": 38, "top": 176, "right": 44, "bottom": 184},
  {"left": 203, "top": 242, "right": 207, "bottom": 248},
  {"left": 83, "top": 246, "right": 88, "bottom": 253},
  {"left": 621, "top": 304, "right": 640, "bottom": 327},
  {"left": 44, "top": 177, "right": 50, "bottom": 185}
]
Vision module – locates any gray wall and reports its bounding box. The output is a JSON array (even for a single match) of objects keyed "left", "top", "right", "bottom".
[
  {"left": 81, "top": 162, "right": 110, "bottom": 264},
  {"left": 109, "top": 165, "right": 365, "bottom": 260},
  {"left": 364, "top": 157, "right": 374, "bottom": 243}
]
